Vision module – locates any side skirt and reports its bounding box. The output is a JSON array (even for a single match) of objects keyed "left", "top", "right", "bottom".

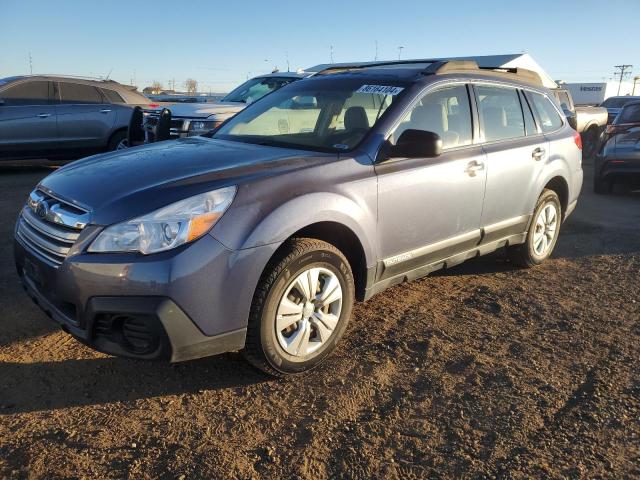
[{"left": 363, "top": 215, "right": 529, "bottom": 300}]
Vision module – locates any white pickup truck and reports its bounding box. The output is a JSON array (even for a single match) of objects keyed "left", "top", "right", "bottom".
[{"left": 141, "top": 72, "right": 308, "bottom": 142}]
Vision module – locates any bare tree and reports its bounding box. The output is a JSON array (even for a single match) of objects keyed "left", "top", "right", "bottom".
[
  {"left": 150, "top": 80, "right": 163, "bottom": 94},
  {"left": 184, "top": 78, "right": 198, "bottom": 95}
]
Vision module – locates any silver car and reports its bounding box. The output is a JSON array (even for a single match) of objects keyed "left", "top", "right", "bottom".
[{"left": 0, "top": 75, "right": 151, "bottom": 160}]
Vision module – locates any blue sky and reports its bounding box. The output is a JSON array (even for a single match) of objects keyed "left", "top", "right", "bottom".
[{"left": 1, "top": 0, "right": 638, "bottom": 92}]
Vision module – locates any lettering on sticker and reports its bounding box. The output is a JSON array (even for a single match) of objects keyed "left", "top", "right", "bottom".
[{"left": 356, "top": 85, "right": 404, "bottom": 96}]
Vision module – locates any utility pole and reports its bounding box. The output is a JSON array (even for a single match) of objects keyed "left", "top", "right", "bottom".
[
  {"left": 28, "top": 52, "right": 33, "bottom": 74},
  {"left": 398, "top": 46, "right": 404, "bottom": 60},
  {"left": 374, "top": 40, "right": 378, "bottom": 61},
  {"left": 330, "top": 45, "right": 334, "bottom": 64},
  {"left": 614, "top": 64, "right": 633, "bottom": 95}
]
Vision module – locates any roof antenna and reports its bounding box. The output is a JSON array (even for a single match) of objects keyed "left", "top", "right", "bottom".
[{"left": 105, "top": 68, "right": 113, "bottom": 80}]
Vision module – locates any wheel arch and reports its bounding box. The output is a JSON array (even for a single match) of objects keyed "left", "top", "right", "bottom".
[
  {"left": 288, "top": 221, "right": 369, "bottom": 301},
  {"left": 543, "top": 175, "right": 569, "bottom": 220}
]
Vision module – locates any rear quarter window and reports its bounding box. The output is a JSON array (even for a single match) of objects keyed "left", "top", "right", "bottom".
[
  {"left": 101, "top": 88, "right": 125, "bottom": 103},
  {"left": 527, "top": 92, "right": 563, "bottom": 133}
]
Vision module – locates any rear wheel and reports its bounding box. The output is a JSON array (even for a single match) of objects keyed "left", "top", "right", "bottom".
[
  {"left": 593, "top": 175, "right": 612, "bottom": 195},
  {"left": 509, "top": 189, "right": 562, "bottom": 268},
  {"left": 108, "top": 130, "right": 129, "bottom": 151},
  {"left": 243, "top": 238, "right": 355, "bottom": 377},
  {"left": 581, "top": 126, "right": 599, "bottom": 160}
]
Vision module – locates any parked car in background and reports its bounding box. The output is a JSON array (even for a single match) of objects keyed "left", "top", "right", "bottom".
[
  {"left": 0, "top": 75, "right": 152, "bottom": 160},
  {"left": 552, "top": 87, "right": 607, "bottom": 158},
  {"left": 600, "top": 96, "right": 640, "bottom": 124},
  {"left": 141, "top": 72, "right": 308, "bottom": 142},
  {"left": 593, "top": 100, "right": 640, "bottom": 194},
  {"left": 15, "top": 59, "right": 582, "bottom": 376}
]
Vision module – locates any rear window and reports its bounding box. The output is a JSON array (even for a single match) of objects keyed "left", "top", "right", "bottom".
[
  {"left": 527, "top": 92, "right": 563, "bottom": 133},
  {"left": 59, "top": 82, "right": 104, "bottom": 104},
  {"left": 1, "top": 81, "right": 51, "bottom": 105},
  {"left": 616, "top": 103, "right": 640, "bottom": 124},
  {"left": 601, "top": 97, "right": 635, "bottom": 108}
]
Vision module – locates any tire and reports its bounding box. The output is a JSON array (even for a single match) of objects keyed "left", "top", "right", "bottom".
[
  {"left": 243, "top": 238, "right": 355, "bottom": 377},
  {"left": 509, "top": 189, "right": 562, "bottom": 268},
  {"left": 593, "top": 175, "right": 612, "bottom": 195},
  {"left": 581, "top": 126, "right": 599, "bottom": 160},
  {"left": 107, "top": 130, "right": 129, "bottom": 151}
]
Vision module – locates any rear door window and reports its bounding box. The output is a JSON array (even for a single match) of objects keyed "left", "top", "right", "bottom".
[
  {"left": 59, "top": 82, "right": 104, "bottom": 104},
  {"left": 475, "top": 85, "right": 525, "bottom": 142},
  {"left": 1, "top": 81, "right": 52, "bottom": 105},
  {"left": 527, "top": 91, "right": 563, "bottom": 133}
]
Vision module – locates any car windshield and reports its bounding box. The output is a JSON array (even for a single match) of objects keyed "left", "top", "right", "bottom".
[
  {"left": 222, "top": 76, "right": 297, "bottom": 104},
  {"left": 602, "top": 97, "right": 637, "bottom": 108},
  {"left": 212, "top": 78, "right": 407, "bottom": 152},
  {"left": 616, "top": 103, "right": 640, "bottom": 123}
]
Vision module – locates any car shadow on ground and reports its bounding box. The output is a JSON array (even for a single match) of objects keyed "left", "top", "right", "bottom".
[{"left": 0, "top": 352, "right": 269, "bottom": 414}]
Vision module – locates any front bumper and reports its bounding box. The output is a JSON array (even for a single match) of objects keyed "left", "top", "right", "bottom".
[{"left": 14, "top": 227, "right": 278, "bottom": 362}]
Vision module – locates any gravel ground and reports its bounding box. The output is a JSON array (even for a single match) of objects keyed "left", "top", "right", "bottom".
[{"left": 0, "top": 160, "right": 639, "bottom": 479}]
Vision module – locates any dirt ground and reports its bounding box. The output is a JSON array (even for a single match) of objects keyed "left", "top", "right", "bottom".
[{"left": 0, "top": 160, "right": 639, "bottom": 479}]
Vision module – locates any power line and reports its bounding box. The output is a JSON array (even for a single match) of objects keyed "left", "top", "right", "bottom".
[{"left": 613, "top": 64, "right": 633, "bottom": 95}]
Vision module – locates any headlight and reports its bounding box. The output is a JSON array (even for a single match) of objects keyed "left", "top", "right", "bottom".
[
  {"left": 89, "top": 186, "right": 236, "bottom": 254},
  {"left": 188, "top": 120, "right": 220, "bottom": 136}
]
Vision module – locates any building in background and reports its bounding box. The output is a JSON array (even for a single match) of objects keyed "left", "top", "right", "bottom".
[{"left": 561, "top": 81, "right": 638, "bottom": 106}]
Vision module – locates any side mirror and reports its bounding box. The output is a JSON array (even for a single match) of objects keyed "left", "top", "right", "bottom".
[{"left": 389, "top": 129, "right": 442, "bottom": 158}]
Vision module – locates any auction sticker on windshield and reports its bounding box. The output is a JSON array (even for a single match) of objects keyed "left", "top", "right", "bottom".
[{"left": 356, "top": 85, "right": 404, "bottom": 95}]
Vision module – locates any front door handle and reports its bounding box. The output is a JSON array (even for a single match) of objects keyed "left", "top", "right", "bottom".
[
  {"left": 465, "top": 160, "right": 485, "bottom": 177},
  {"left": 36, "top": 113, "right": 51, "bottom": 118},
  {"left": 100, "top": 108, "right": 112, "bottom": 114},
  {"left": 532, "top": 147, "right": 546, "bottom": 160}
]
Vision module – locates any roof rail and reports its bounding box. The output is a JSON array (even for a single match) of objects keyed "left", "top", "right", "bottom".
[
  {"left": 24, "top": 74, "right": 119, "bottom": 83},
  {"left": 310, "top": 59, "right": 439, "bottom": 75},
  {"left": 311, "top": 58, "right": 544, "bottom": 86}
]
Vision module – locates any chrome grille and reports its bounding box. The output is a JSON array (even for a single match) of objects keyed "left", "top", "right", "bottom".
[{"left": 16, "top": 189, "right": 89, "bottom": 266}]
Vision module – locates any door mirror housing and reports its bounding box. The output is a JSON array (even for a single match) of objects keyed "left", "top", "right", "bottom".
[{"left": 389, "top": 129, "right": 442, "bottom": 159}]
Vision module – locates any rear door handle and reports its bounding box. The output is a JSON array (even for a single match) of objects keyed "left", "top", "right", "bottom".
[
  {"left": 36, "top": 113, "right": 51, "bottom": 118},
  {"left": 465, "top": 160, "right": 485, "bottom": 177},
  {"left": 100, "top": 108, "right": 112, "bottom": 114},
  {"left": 532, "top": 147, "right": 546, "bottom": 160}
]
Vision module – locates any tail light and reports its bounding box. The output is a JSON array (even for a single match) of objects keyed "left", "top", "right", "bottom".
[{"left": 573, "top": 131, "right": 582, "bottom": 150}]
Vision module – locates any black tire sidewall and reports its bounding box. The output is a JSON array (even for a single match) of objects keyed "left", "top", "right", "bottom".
[
  {"left": 259, "top": 248, "right": 354, "bottom": 375},
  {"left": 108, "top": 130, "right": 127, "bottom": 151},
  {"left": 525, "top": 191, "right": 562, "bottom": 265}
]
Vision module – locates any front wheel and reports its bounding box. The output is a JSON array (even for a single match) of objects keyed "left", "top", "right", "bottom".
[
  {"left": 243, "top": 238, "right": 355, "bottom": 377},
  {"left": 509, "top": 189, "right": 562, "bottom": 268}
]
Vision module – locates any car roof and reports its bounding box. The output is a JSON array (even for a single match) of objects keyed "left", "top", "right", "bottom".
[
  {"left": 0, "top": 74, "right": 137, "bottom": 91},
  {"left": 308, "top": 58, "right": 547, "bottom": 89}
]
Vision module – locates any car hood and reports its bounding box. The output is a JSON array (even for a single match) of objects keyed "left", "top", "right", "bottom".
[
  {"left": 40, "top": 137, "right": 330, "bottom": 225},
  {"left": 163, "top": 101, "right": 245, "bottom": 119}
]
